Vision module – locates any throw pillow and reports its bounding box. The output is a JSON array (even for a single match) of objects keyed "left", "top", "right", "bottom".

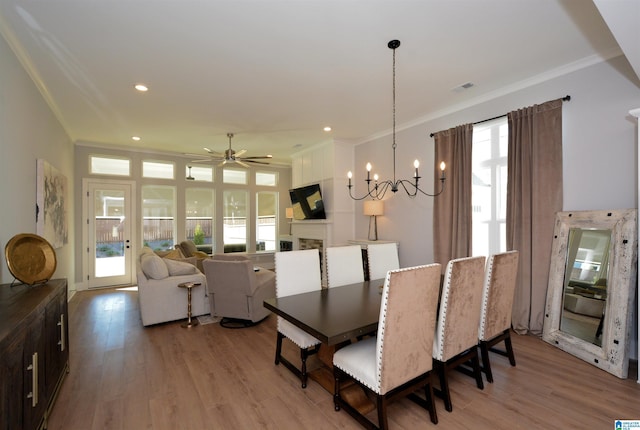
[
  {"left": 163, "top": 248, "right": 185, "bottom": 260},
  {"left": 140, "top": 253, "right": 169, "bottom": 280},
  {"left": 140, "top": 246, "right": 155, "bottom": 256},
  {"left": 192, "top": 250, "right": 209, "bottom": 259},
  {"left": 164, "top": 258, "right": 198, "bottom": 276},
  {"left": 179, "top": 240, "right": 198, "bottom": 257}
]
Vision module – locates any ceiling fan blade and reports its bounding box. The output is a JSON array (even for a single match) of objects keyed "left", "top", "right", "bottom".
[
  {"left": 242, "top": 155, "right": 273, "bottom": 160},
  {"left": 234, "top": 149, "right": 247, "bottom": 157},
  {"left": 244, "top": 159, "right": 270, "bottom": 165},
  {"left": 204, "top": 147, "right": 225, "bottom": 157},
  {"left": 235, "top": 160, "right": 250, "bottom": 168}
]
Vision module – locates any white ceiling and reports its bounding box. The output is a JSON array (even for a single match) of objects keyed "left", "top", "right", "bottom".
[{"left": 0, "top": 0, "right": 632, "bottom": 165}]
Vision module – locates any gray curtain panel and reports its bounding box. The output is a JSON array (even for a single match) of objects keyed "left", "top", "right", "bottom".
[
  {"left": 433, "top": 124, "right": 473, "bottom": 270},
  {"left": 507, "top": 98, "right": 564, "bottom": 335}
]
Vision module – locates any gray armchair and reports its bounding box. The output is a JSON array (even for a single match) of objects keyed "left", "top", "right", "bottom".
[{"left": 202, "top": 255, "right": 275, "bottom": 327}]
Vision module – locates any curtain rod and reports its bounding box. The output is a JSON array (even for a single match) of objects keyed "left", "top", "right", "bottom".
[{"left": 429, "top": 95, "right": 571, "bottom": 137}]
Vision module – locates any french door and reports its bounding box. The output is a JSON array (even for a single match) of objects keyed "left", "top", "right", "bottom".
[{"left": 83, "top": 179, "right": 135, "bottom": 288}]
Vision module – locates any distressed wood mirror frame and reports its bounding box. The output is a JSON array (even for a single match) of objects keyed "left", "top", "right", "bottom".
[{"left": 542, "top": 209, "right": 637, "bottom": 378}]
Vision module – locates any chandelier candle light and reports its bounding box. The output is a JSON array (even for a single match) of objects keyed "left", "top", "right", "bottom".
[{"left": 347, "top": 39, "right": 446, "bottom": 201}]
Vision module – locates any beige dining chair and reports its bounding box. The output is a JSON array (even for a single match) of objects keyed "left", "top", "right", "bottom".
[
  {"left": 432, "top": 255, "right": 486, "bottom": 412},
  {"left": 325, "top": 245, "right": 365, "bottom": 288},
  {"left": 274, "top": 249, "right": 323, "bottom": 388},
  {"left": 478, "top": 250, "right": 519, "bottom": 383},
  {"left": 333, "top": 264, "right": 442, "bottom": 429},
  {"left": 366, "top": 242, "right": 399, "bottom": 280}
]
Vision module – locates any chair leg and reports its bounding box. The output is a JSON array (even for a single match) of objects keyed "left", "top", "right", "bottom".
[
  {"left": 300, "top": 348, "right": 309, "bottom": 388},
  {"left": 424, "top": 377, "right": 438, "bottom": 424},
  {"left": 471, "top": 349, "right": 484, "bottom": 390},
  {"left": 275, "top": 332, "right": 284, "bottom": 365},
  {"left": 376, "top": 396, "right": 389, "bottom": 430},
  {"left": 434, "top": 360, "right": 453, "bottom": 412},
  {"left": 504, "top": 332, "right": 516, "bottom": 366},
  {"left": 480, "top": 341, "right": 493, "bottom": 383},
  {"left": 275, "top": 332, "right": 311, "bottom": 389},
  {"left": 333, "top": 368, "right": 342, "bottom": 411}
]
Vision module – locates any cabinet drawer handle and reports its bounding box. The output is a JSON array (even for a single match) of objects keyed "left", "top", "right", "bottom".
[
  {"left": 26, "top": 352, "right": 38, "bottom": 407},
  {"left": 58, "top": 314, "right": 66, "bottom": 351}
]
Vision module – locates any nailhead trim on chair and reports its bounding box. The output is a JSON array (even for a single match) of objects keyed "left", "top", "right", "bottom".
[
  {"left": 478, "top": 255, "right": 495, "bottom": 339},
  {"left": 433, "top": 262, "right": 454, "bottom": 361}
]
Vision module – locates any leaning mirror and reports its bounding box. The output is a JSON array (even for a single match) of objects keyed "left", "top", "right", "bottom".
[{"left": 543, "top": 209, "right": 637, "bottom": 378}]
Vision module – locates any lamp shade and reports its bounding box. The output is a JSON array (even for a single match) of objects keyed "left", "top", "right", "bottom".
[
  {"left": 363, "top": 200, "right": 384, "bottom": 216},
  {"left": 285, "top": 207, "right": 294, "bottom": 219}
]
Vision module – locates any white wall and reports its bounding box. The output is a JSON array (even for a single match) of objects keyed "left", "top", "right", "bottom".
[{"left": 0, "top": 34, "right": 75, "bottom": 287}]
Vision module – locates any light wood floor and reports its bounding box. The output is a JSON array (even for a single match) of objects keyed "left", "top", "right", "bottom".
[{"left": 47, "top": 287, "right": 640, "bottom": 430}]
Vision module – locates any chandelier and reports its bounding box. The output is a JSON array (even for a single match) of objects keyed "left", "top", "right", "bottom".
[{"left": 347, "top": 40, "right": 446, "bottom": 201}]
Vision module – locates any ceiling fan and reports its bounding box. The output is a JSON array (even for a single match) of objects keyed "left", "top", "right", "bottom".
[{"left": 190, "top": 133, "right": 273, "bottom": 168}]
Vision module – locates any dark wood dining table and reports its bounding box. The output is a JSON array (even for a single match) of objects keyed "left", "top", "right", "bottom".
[{"left": 263, "top": 277, "right": 385, "bottom": 346}]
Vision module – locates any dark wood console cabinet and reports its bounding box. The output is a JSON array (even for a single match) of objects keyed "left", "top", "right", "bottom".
[{"left": 0, "top": 279, "right": 69, "bottom": 430}]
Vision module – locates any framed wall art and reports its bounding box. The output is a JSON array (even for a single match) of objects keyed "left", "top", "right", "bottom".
[{"left": 36, "top": 159, "right": 69, "bottom": 248}]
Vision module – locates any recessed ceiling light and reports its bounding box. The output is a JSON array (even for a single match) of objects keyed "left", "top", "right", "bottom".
[
  {"left": 134, "top": 84, "right": 148, "bottom": 92},
  {"left": 132, "top": 136, "right": 141, "bottom": 141},
  {"left": 323, "top": 126, "right": 332, "bottom": 132}
]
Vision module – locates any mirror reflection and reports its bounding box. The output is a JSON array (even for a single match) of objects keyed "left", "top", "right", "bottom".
[{"left": 560, "top": 228, "right": 610, "bottom": 347}]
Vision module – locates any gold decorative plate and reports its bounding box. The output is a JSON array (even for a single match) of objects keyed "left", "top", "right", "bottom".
[{"left": 5, "top": 233, "right": 56, "bottom": 285}]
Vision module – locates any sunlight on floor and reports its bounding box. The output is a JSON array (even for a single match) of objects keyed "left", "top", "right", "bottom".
[{"left": 116, "top": 286, "right": 138, "bottom": 292}]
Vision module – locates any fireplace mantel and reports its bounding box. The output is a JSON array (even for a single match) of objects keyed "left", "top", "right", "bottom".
[{"left": 291, "top": 221, "right": 334, "bottom": 287}]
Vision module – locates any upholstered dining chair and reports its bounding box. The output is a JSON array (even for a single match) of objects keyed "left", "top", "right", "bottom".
[
  {"left": 274, "top": 249, "right": 323, "bottom": 388},
  {"left": 333, "top": 264, "right": 442, "bottom": 429},
  {"left": 366, "top": 242, "right": 400, "bottom": 281},
  {"left": 478, "top": 250, "right": 520, "bottom": 383},
  {"left": 432, "top": 255, "right": 486, "bottom": 412},
  {"left": 325, "top": 245, "right": 365, "bottom": 288}
]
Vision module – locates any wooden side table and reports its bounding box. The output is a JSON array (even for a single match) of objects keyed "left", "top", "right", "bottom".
[{"left": 177, "top": 282, "right": 201, "bottom": 328}]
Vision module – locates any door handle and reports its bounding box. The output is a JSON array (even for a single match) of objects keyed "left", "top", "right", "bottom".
[{"left": 27, "top": 352, "right": 38, "bottom": 407}]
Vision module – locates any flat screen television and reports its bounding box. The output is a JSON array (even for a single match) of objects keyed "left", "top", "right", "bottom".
[{"left": 289, "top": 184, "right": 326, "bottom": 220}]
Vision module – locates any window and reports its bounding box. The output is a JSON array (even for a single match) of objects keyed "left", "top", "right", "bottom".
[
  {"left": 472, "top": 117, "right": 508, "bottom": 257},
  {"left": 186, "top": 188, "right": 214, "bottom": 253},
  {"left": 256, "top": 171, "right": 277, "bottom": 186},
  {"left": 186, "top": 165, "right": 213, "bottom": 182},
  {"left": 142, "top": 185, "right": 176, "bottom": 251},
  {"left": 223, "top": 168, "right": 247, "bottom": 185},
  {"left": 90, "top": 156, "right": 130, "bottom": 176},
  {"left": 223, "top": 190, "right": 247, "bottom": 252},
  {"left": 256, "top": 192, "right": 277, "bottom": 251},
  {"left": 143, "top": 161, "right": 174, "bottom": 179}
]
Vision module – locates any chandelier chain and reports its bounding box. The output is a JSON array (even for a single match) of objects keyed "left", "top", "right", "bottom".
[{"left": 392, "top": 43, "right": 397, "bottom": 183}]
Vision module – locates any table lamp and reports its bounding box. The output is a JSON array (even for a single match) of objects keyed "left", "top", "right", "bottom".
[
  {"left": 363, "top": 200, "right": 384, "bottom": 241},
  {"left": 285, "top": 207, "right": 294, "bottom": 235}
]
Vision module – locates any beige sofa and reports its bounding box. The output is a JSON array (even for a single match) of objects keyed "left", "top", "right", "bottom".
[{"left": 136, "top": 246, "right": 209, "bottom": 326}]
